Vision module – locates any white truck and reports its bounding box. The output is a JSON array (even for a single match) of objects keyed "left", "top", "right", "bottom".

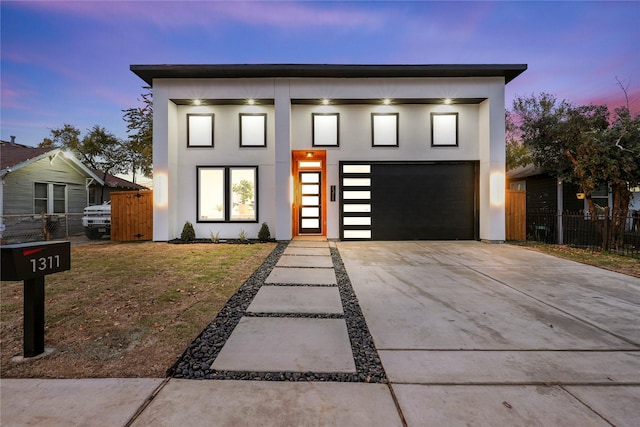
[{"left": 81, "top": 201, "right": 111, "bottom": 240}]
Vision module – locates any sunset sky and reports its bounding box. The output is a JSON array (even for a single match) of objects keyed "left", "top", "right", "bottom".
[{"left": 1, "top": 0, "right": 638, "bottom": 146}]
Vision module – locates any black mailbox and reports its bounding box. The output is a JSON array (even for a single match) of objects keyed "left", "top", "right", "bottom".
[
  {"left": 1, "top": 241, "right": 70, "bottom": 281},
  {"left": 1, "top": 241, "right": 70, "bottom": 357}
]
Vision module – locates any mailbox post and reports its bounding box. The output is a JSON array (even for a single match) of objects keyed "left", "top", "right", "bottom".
[{"left": 1, "top": 241, "right": 71, "bottom": 357}]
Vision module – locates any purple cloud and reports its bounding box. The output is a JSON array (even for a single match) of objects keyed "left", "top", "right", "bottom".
[{"left": 18, "top": 1, "right": 383, "bottom": 30}]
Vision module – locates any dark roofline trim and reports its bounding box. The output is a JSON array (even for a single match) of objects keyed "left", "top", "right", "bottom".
[
  {"left": 131, "top": 64, "right": 527, "bottom": 86},
  {"left": 171, "top": 98, "right": 487, "bottom": 106}
]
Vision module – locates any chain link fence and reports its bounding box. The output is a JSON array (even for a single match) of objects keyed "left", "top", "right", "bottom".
[{"left": 0, "top": 214, "right": 85, "bottom": 245}]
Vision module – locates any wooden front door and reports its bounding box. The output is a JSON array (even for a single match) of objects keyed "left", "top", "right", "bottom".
[{"left": 292, "top": 150, "right": 326, "bottom": 236}]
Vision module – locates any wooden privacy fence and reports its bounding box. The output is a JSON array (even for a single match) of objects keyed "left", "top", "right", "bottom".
[
  {"left": 506, "top": 190, "right": 526, "bottom": 240},
  {"left": 111, "top": 191, "right": 153, "bottom": 241}
]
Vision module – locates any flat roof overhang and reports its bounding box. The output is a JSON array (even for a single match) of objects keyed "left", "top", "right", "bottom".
[
  {"left": 131, "top": 64, "right": 527, "bottom": 86},
  {"left": 170, "top": 98, "right": 487, "bottom": 106}
]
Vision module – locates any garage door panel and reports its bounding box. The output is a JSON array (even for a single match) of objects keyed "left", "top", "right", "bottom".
[{"left": 370, "top": 162, "right": 478, "bottom": 240}]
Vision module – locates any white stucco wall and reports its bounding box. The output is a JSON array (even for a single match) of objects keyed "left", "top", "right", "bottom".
[
  {"left": 173, "top": 104, "right": 276, "bottom": 239},
  {"left": 478, "top": 93, "right": 507, "bottom": 242},
  {"left": 152, "top": 76, "right": 508, "bottom": 241}
]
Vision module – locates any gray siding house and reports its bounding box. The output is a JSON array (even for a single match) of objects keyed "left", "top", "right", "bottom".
[{"left": 1, "top": 138, "right": 145, "bottom": 241}]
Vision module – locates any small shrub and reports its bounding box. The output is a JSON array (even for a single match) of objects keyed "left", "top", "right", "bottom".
[
  {"left": 258, "top": 222, "right": 271, "bottom": 242},
  {"left": 181, "top": 221, "right": 196, "bottom": 242},
  {"left": 210, "top": 230, "right": 220, "bottom": 243},
  {"left": 238, "top": 228, "right": 248, "bottom": 242}
]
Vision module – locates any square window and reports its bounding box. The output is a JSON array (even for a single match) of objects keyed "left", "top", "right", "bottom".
[
  {"left": 431, "top": 112, "right": 458, "bottom": 147},
  {"left": 312, "top": 113, "right": 339, "bottom": 147},
  {"left": 372, "top": 113, "right": 399, "bottom": 147},
  {"left": 188, "top": 114, "right": 214, "bottom": 147},
  {"left": 240, "top": 113, "right": 267, "bottom": 147}
]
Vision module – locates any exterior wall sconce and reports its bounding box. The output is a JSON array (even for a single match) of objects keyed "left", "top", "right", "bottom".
[
  {"left": 490, "top": 171, "right": 505, "bottom": 207},
  {"left": 576, "top": 193, "right": 586, "bottom": 200},
  {"left": 154, "top": 172, "right": 168, "bottom": 207}
]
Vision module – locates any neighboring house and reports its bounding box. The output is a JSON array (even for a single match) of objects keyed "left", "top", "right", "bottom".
[
  {"left": 131, "top": 63, "right": 527, "bottom": 242},
  {"left": 87, "top": 168, "right": 148, "bottom": 206},
  {"left": 507, "top": 163, "right": 640, "bottom": 215},
  {"left": 507, "top": 164, "right": 585, "bottom": 213},
  {"left": 507, "top": 164, "right": 640, "bottom": 242},
  {"left": 0, "top": 138, "right": 145, "bottom": 240}
]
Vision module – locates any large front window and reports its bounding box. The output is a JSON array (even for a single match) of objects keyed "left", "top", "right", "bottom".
[{"left": 197, "top": 166, "right": 258, "bottom": 222}]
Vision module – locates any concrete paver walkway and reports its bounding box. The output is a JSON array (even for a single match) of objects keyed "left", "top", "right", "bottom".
[
  {"left": 247, "top": 286, "right": 343, "bottom": 314},
  {"left": 2, "top": 240, "right": 639, "bottom": 426},
  {"left": 265, "top": 267, "right": 337, "bottom": 285},
  {"left": 210, "top": 239, "right": 354, "bottom": 374},
  {"left": 211, "top": 317, "right": 356, "bottom": 372}
]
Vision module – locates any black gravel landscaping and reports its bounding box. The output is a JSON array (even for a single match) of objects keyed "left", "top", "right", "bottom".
[{"left": 168, "top": 242, "right": 388, "bottom": 383}]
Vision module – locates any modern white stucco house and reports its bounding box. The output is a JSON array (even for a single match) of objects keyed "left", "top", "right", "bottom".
[{"left": 130, "top": 64, "right": 526, "bottom": 242}]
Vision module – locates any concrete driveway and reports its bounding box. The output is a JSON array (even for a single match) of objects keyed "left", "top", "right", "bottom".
[{"left": 337, "top": 241, "right": 640, "bottom": 426}]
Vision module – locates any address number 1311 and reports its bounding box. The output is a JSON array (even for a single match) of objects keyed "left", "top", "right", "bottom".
[{"left": 30, "top": 255, "right": 60, "bottom": 273}]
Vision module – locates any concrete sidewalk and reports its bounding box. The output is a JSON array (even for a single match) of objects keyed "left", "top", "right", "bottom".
[{"left": 2, "top": 240, "right": 639, "bottom": 426}]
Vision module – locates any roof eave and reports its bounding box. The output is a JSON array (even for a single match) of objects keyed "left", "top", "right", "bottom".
[
  {"left": 2, "top": 148, "right": 62, "bottom": 175},
  {"left": 58, "top": 152, "right": 105, "bottom": 185},
  {"left": 130, "top": 63, "right": 527, "bottom": 86}
]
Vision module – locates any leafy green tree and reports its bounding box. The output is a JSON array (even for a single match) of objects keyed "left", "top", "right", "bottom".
[
  {"left": 513, "top": 92, "right": 640, "bottom": 250},
  {"left": 40, "top": 123, "right": 80, "bottom": 149},
  {"left": 40, "top": 124, "right": 128, "bottom": 203},
  {"left": 122, "top": 86, "right": 153, "bottom": 181},
  {"left": 505, "top": 110, "right": 531, "bottom": 171}
]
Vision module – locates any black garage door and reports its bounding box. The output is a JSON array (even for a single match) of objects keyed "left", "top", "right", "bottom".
[{"left": 340, "top": 161, "right": 478, "bottom": 240}]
